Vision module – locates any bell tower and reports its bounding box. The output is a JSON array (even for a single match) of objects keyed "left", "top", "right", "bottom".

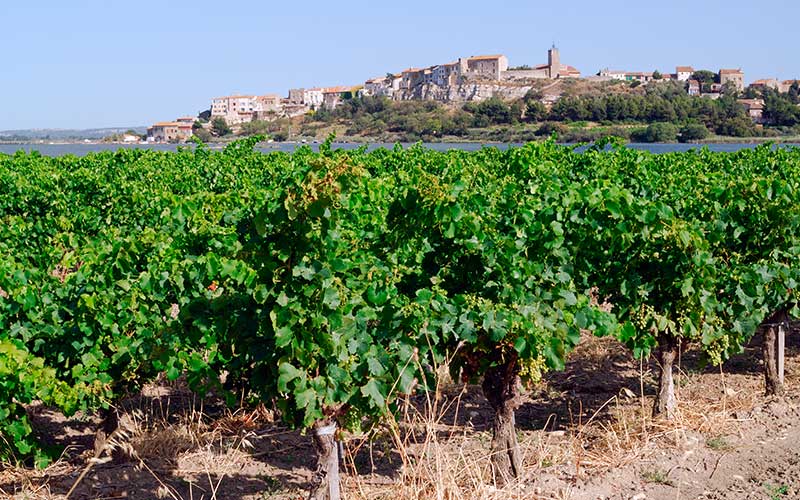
[{"left": 548, "top": 43, "right": 561, "bottom": 78}]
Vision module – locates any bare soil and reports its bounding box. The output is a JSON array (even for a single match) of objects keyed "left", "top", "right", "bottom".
[{"left": 3, "top": 329, "right": 800, "bottom": 500}]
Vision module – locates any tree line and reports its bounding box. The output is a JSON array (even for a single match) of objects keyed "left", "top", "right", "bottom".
[{"left": 198, "top": 79, "right": 800, "bottom": 143}]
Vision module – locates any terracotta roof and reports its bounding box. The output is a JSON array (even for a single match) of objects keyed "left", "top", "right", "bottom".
[
  {"left": 719, "top": 69, "right": 743, "bottom": 75},
  {"left": 676, "top": 66, "right": 694, "bottom": 72},
  {"left": 323, "top": 85, "right": 355, "bottom": 94},
  {"left": 213, "top": 95, "right": 255, "bottom": 100},
  {"left": 468, "top": 54, "right": 505, "bottom": 61},
  {"left": 401, "top": 68, "right": 422, "bottom": 74},
  {"left": 738, "top": 99, "right": 764, "bottom": 109},
  {"left": 152, "top": 122, "right": 180, "bottom": 127},
  {"left": 688, "top": 80, "right": 700, "bottom": 85}
]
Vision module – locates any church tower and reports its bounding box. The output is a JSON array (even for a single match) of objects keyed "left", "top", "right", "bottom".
[{"left": 548, "top": 44, "right": 561, "bottom": 78}]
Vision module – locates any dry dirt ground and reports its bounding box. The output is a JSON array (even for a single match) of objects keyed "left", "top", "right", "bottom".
[{"left": 3, "top": 329, "right": 800, "bottom": 500}]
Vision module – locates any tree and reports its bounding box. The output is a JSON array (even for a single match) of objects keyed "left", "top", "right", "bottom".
[
  {"left": 523, "top": 88, "right": 544, "bottom": 101},
  {"left": 525, "top": 100, "right": 547, "bottom": 122},
  {"left": 192, "top": 128, "right": 212, "bottom": 143},
  {"left": 211, "top": 117, "right": 232, "bottom": 137},
  {"left": 271, "top": 130, "right": 289, "bottom": 142},
  {"left": 535, "top": 122, "right": 566, "bottom": 138},
  {"left": 716, "top": 94, "right": 746, "bottom": 119},
  {"left": 692, "top": 70, "right": 717, "bottom": 85},
  {"left": 679, "top": 123, "right": 710, "bottom": 142},
  {"left": 509, "top": 102, "right": 524, "bottom": 124},
  {"left": 631, "top": 122, "right": 678, "bottom": 142},
  {"left": 720, "top": 81, "right": 740, "bottom": 97},
  {"left": 716, "top": 116, "right": 756, "bottom": 137},
  {"left": 763, "top": 91, "right": 800, "bottom": 126},
  {"left": 788, "top": 81, "right": 800, "bottom": 104},
  {"left": 742, "top": 86, "right": 760, "bottom": 99},
  {"left": 472, "top": 97, "right": 513, "bottom": 125},
  {"left": 652, "top": 70, "right": 663, "bottom": 80},
  {"left": 239, "top": 120, "right": 270, "bottom": 137}
]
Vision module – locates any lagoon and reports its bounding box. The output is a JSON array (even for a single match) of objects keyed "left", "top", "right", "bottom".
[{"left": 1, "top": 142, "right": 798, "bottom": 157}]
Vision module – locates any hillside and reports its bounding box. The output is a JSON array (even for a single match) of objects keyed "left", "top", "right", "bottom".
[{"left": 0, "top": 127, "right": 147, "bottom": 142}]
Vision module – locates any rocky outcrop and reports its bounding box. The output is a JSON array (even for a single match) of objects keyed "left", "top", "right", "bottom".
[{"left": 399, "top": 82, "right": 535, "bottom": 103}]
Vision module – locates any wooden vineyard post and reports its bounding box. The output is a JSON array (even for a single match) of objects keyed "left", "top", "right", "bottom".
[
  {"left": 763, "top": 312, "right": 787, "bottom": 397},
  {"left": 778, "top": 321, "right": 786, "bottom": 386},
  {"left": 308, "top": 420, "right": 340, "bottom": 500}
]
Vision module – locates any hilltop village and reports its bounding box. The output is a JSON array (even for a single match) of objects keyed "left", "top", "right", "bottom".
[{"left": 147, "top": 46, "right": 800, "bottom": 143}]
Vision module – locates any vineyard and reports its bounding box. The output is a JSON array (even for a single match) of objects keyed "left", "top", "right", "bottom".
[{"left": 2, "top": 138, "right": 800, "bottom": 499}]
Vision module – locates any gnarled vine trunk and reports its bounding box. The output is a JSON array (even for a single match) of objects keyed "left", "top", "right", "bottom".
[
  {"left": 307, "top": 419, "right": 340, "bottom": 500},
  {"left": 94, "top": 407, "right": 120, "bottom": 459},
  {"left": 481, "top": 356, "right": 522, "bottom": 486},
  {"left": 652, "top": 336, "right": 679, "bottom": 419},
  {"left": 763, "top": 310, "right": 788, "bottom": 397}
]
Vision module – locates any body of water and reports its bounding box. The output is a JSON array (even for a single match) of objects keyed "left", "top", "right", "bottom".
[{"left": 0, "top": 142, "right": 798, "bottom": 157}]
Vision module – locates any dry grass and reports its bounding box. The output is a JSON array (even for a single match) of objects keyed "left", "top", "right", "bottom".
[
  {"left": 342, "top": 337, "right": 774, "bottom": 500},
  {"left": 1, "top": 335, "right": 790, "bottom": 500}
]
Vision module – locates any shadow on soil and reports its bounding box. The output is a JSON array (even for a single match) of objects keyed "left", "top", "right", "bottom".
[
  {"left": 682, "top": 322, "right": 800, "bottom": 377},
  {"left": 9, "top": 325, "right": 795, "bottom": 498},
  {"left": 4, "top": 390, "right": 311, "bottom": 499}
]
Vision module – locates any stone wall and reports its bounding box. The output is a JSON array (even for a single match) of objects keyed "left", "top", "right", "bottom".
[{"left": 501, "top": 70, "right": 549, "bottom": 81}]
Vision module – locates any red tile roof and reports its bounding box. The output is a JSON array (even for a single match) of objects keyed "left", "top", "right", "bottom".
[{"left": 323, "top": 85, "right": 356, "bottom": 94}]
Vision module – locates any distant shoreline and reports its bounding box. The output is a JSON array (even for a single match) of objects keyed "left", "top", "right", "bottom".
[{"left": 3, "top": 137, "right": 800, "bottom": 146}]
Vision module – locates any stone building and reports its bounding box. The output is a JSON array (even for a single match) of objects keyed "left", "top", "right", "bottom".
[
  {"left": 464, "top": 54, "right": 509, "bottom": 80},
  {"left": 400, "top": 68, "right": 425, "bottom": 91},
  {"left": 365, "top": 46, "right": 579, "bottom": 103},
  {"left": 288, "top": 88, "right": 305, "bottom": 104},
  {"left": 432, "top": 62, "right": 461, "bottom": 87},
  {"left": 252, "top": 95, "right": 282, "bottom": 120},
  {"left": 676, "top": 66, "right": 694, "bottom": 82},
  {"left": 719, "top": 69, "right": 745, "bottom": 91},
  {"left": 147, "top": 120, "right": 193, "bottom": 143},
  {"left": 502, "top": 46, "right": 580, "bottom": 80},
  {"left": 738, "top": 98, "right": 765, "bottom": 122},
  {"left": 751, "top": 79, "right": 779, "bottom": 90},
  {"left": 321, "top": 86, "right": 359, "bottom": 109},
  {"left": 363, "top": 75, "right": 402, "bottom": 97},
  {"left": 779, "top": 80, "right": 800, "bottom": 93},
  {"left": 303, "top": 88, "right": 324, "bottom": 108},
  {"left": 210, "top": 95, "right": 256, "bottom": 124}
]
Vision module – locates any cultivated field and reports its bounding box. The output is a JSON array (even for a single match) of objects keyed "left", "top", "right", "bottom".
[{"left": 2, "top": 139, "right": 800, "bottom": 499}]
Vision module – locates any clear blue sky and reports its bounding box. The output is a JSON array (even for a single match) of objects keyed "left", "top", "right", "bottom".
[{"left": 2, "top": 0, "right": 798, "bottom": 130}]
